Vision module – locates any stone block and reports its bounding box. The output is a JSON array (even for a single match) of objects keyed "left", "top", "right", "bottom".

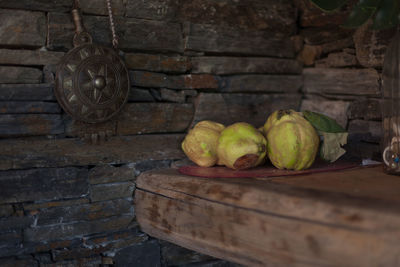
[
  {"left": 185, "top": 23, "right": 295, "bottom": 57},
  {"left": 321, "top": 37, "right": 354, "bottom": 54},
  {"left": 80, "top": 0, "right": 125, "bottom": 16},
  {"left": 0, "top": 230, "right": 21, "bottom": 249},
  {"left": 303, "top": 68, "right": 380, "bottom": 97},
  {"left": 0, "top": 9, "right": 45, "bottom": 47},
  {"left": 160, "top": 240, "right": 215, "bottom": 266},
  {"left": 150, "top": 89, "right": 162, "bottom": 101},
  {"left": 0, "top": 0, "right": 71, "bottom": 12},
  {"left": 24, "top": 215, "right": 133, "bottom": 242},
  {"left": 294, "top": 0, "right": 352, "bottom": 27},
  {"left": 0, "top": 135, "right": 185, "bottom": 170},
  {"left": 343, "top": 48, "right": 356, "bottom": 54},
  {"left": 116, "top": 103, "right": 194, "bottom": 135},
  {"left": 41, "top": 256, "right": 102, "bottom": 267},
  {"left": 52, "top": 228, "right": 148, "bottom": 261},
  {"left": 192, "top": 93, "right": 301, "bottom": 127},
  {"left": 0, "top": 84, "right": 55, "bottom": 101},
  {"left": 0, "top": 49, "right": 64, "bottom": 66},
  {"left": 178, "top": 0, "right": 296, "bottom": 35},
  {"left": 0, "top": 114, "right": 64, "bottom": 137},
  {"left": 354, "top": 21, "right": 396, "bottom": 68},
  {"left": 0, "top": 216, "right": 34, "bottom": 231},
  {"left": 43, "top": 64, "right": 56, "bottom": 83},
  {"left": 159, "top": 88, "right": 191, "bottom": 103},
  {"left": 122, "top": 18, "right": 183, "bottom": 53},
  {"left": 129, "top": 88, "right": 155, "bottom": 102},
  {"left": 36, "top": 199, "right": 133, "bottom": 225},
  {"left": 131, "top": 160, "right": 173, "bottom": 175},
  {"left": 345, "top": 141, "right": 381, "bottom": 161},
  {"left": 348, "top": 99, "right": 382, "bottom": 121},
  {"left": 297, "top": 39, "right": 354, "bottom": 67},
  {"left": 315, "top": 52, "right": 358, "bottom": 68},
  {"left": 222, "top": 75, "right": 302, "bottom": 93},
  {"left": 170, "top": 158, "right": 193, "bottom": 169},
  {"left": 301, "top": 98, "right": 350, "bottom": 128},
  {"left": 48, "top": 13, "right": 183, "bottom": 53},
  {"left": 125, "top": 53, "right": 190, "bottom": 73},
  {"left": 127, "top": 0, "right": 297, "bottom": 35},
  {"left": 114, "top": 239, "right": 161, "bottom": 267},
  {"left": 24, "top": 198, "right": 89, "bottom": 211},
  {"left": 181, "top": 74, "right": 219, "bottom": 89},
  {"left": 33, "top": 239, "right": 81, "bottom": 253},
  {"left": 126, "top": 0, "right": 179, "bottom": 21},
  {"left": 90, "top": 182, "right": 135, "bottom": 202},
  {"left": 84, "top": 227, "right": 145, "bottom": 246},
  {"left": 64, "top": 115, "right": 116, "bottom": 138},
  {"left": 0, "top": 257, "right": 38, "bottom": 267},
  {"left": 0, "top": 66, "right": 42, "bottom": 84},
  {"left": 131, "top": 71, "right": 219, "bottom": 89},
  {"left": 0, "top": 167, "right": 88, "bottom": 204},
  {"left": 0, "top": 102, "right": 61, "bottom": 114},
  {"left": 130, "top": 71, "right": 169, "bottom": 88},
  {"left": 51, "top": 246, "right": 107, "bottom": 262},
  {"left": 191, "top": 56, "right": 302, "bottom": 75},
  {"left": 34, "top": 253, "right": 53, "bottom": 264},
  {"left": 0, "top": 205, "right": 13, "bottom": 217},
  {"left": 301, "top": 26, "right": 354, "bottom": 46},
  {"left": 89, "top": 165, "right": 135, "bottom": 185},
  {"left": 296, "top": 45, "right": 322, "bottom": 66},
  {"left": 292, "top": 35, "right": 304, "bottom": 55},
  {"left": 348, "top": 120, "right": 382, "bottom": 143}
]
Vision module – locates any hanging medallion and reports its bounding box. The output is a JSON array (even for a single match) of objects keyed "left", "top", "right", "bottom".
[{"left": 55, "top": 0, "right": 129, "bottom": 124}]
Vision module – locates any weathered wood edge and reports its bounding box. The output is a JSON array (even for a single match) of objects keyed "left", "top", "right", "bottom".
[
  {"left": 135, "top": 188, "right": 400, "bottom": 267},
  {"left": 136, "top": 167, "right": 400, "bottom": 233},
  {"left": 135, "top": 195, "right": 266, "bottom": 267}
]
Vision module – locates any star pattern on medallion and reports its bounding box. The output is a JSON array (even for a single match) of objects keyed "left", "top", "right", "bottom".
[
  {"left": 80, "top": 63, "right": 116, "bottom": 105},
  {"left": 58, "top": 45, "right": 129, "bottom": 123}
]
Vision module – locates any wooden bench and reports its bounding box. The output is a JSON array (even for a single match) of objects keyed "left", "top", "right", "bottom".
[{"left": 135, "top": 166, "right": 400, "bottom": 266}]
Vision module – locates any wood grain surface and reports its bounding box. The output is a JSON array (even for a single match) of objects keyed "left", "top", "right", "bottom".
[{"left": 135, "top": 166, "right": 400, "bottom": 266}]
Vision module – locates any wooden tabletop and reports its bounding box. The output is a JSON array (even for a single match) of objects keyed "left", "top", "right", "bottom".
[{"left": 135, "top": 166, "right": 400, "bottom": 267}]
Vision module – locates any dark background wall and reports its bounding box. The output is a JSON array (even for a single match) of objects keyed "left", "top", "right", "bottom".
[
  {"left": 0, "top": 0, "right": 393, "bottom": 266},
  {"left": 296, "top": 0, "right": 395, "bottom": 161}
]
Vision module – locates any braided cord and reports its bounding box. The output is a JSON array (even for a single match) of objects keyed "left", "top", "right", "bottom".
[{"left": 106, "top": 0, "right": 119, "bottom": 48}]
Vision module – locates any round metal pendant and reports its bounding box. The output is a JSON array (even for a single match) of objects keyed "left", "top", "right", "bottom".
[{"left": 55, "top": 44, "right": 129, "bottom": 123}]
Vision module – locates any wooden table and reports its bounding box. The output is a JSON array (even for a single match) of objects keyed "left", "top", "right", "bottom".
[{"left": 135, "top": 166, "right": 400, "bottom": 266}]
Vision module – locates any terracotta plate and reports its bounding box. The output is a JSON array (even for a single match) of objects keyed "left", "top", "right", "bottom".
[{"left": 178, "top": 160, "right": 363, "bottom": 178}]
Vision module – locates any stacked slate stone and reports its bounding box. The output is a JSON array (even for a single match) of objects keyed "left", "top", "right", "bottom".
[
  {"left": 295, "top": 0, "right": 394, "bottom": 161},
  {"left": 0, "top": 0, "right": 300, "bottom": 266},
  {"left": 0, "top": 0, "right": 388, "bottom": 265}
]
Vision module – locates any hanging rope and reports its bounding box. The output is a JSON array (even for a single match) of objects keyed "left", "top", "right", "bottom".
[{"left": 106, "top": 0, "right": 119, "bottom": 48}]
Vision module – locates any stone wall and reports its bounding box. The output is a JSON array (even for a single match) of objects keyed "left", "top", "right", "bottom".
[
  {"left": 0, "top": 0, "right": 392, "bottom": 266},
  {"left": 295, "top": 0, "right": 395, "bottom": 160},
  {"left": 0, "top": 0, "right": 298, "bottom": 266}
]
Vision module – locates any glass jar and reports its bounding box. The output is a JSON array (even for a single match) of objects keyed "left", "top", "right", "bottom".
[{"left": 382, "top": 27, "right": 400, "bottom": 174}]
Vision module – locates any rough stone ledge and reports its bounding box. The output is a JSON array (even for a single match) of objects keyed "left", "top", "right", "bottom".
[{"left": 0, "top": 134, "right": 185, "bottom": 170}]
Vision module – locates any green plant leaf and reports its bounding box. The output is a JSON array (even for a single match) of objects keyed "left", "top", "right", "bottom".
[
  {"left": 342, "top": 6, "right": 376, "bottom": 28},
  {"left": 320, "top": 132, "right": 348, "bottom": 162},
  {"left": 309, "top": 0, "right": 349, "bottom": 11},
  {"left": 303, "top": 110, "right": 346, "bottom": 133},
  {"left": 342, "top": 0, "right": 381, "bottom": 28},
  {"left": 373, "top": 0, "right": 400, "bottom": 30},
  {"left": 357, "top": 0, "right": 382, "bottom": 7}
]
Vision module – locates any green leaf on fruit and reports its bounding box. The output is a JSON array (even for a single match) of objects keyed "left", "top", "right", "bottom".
[
  {"left": 303, "top": 110, "right": 346, "bottom": 133},
  {"left": 372, "top": 0, "right": 400, "bottom": 30},
  {"left": 319, "top": 132, "right": 348, "bottom": 162},
  {"left": 342, "top": 4, "right": 379, "bottom": 28},
  {"left": 309, "top": 0, "right": 348, "bottom": 11}
]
